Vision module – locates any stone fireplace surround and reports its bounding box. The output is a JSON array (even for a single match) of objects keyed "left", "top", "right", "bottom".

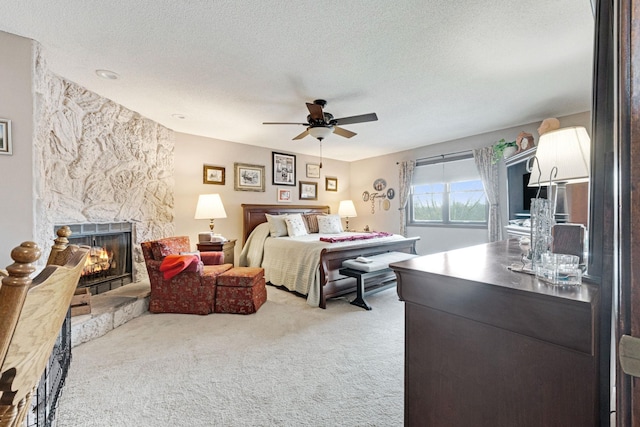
[{"left": 33, "top": 45, "right": 175, "bottom": 281}]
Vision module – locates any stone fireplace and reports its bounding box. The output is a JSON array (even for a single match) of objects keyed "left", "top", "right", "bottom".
[
  {"left": 60, "top": 223, "right": 133, "bottom": 295},
  {"left": 33, "top": 47, "right": 175, "bottom": 282}
]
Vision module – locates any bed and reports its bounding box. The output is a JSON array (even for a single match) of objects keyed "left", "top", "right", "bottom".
[{"left": 239, "top": 204, "right": 419, "bottom": 308}]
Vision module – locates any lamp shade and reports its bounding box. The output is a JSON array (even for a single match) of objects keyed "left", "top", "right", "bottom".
[
  {"left": 338, "top": 200, "right": 358, "bottom": 218},
  {"left": 194, "top": 194, "right": 227, "bottom": 219},
  {"left": 528, "top": 126, "right": 591, "bottom": 187},
  {"left": 308, "top": 126, "right": 334, "bottom": 140}
]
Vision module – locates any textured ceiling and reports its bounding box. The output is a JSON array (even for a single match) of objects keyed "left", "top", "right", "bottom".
[{"left": 0, "top": 0, "right": 594, "bottom": 162}]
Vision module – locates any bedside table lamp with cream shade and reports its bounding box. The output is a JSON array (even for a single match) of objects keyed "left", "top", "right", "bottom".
[
  {"left": 338, "top": 200, "right": 358, "bottom": 231},
  {"left": 195, "top": 194, "right": 228, "bottom": 243}
]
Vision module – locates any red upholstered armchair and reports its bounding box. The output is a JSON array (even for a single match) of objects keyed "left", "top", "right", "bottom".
[{"left": 141, "top": 236, "right": 233, "bottom": 314}]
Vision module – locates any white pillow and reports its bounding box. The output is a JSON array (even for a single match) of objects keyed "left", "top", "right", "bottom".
[
  {"left": 317, "top": 214, "right": 344, "bottom": 234},
  {"left": 284, "top": 214, "right": 308, "bottom": 237},
  {"left": 265, "top": 214, "right": 289, "bottom": 237}
]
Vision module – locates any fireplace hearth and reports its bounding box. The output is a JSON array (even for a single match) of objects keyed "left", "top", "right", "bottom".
[{"left": 58, "top": 222, "right": 133, "bottom": 295}]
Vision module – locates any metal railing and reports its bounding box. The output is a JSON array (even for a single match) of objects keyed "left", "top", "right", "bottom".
[{"left": 25, "top": 310, "right": 71, "bottom": 427}]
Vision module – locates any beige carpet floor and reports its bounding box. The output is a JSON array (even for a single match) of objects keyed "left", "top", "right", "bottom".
[{"left": 56, "top": 285, "right": 404, "bottom": 427}]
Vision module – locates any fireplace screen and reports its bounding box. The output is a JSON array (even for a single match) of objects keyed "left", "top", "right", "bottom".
[{"left": 59, "top": 223, "right": 133, "bottom": 295}]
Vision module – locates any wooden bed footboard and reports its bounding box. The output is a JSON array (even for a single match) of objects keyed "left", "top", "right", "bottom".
[{"left": 318, "top": 237, "right": 419, "bottom": 309}]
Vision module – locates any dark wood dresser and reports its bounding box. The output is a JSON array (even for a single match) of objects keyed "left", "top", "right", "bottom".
[{"left": 391, "top": 239, "right": 600, "bottom": 427}]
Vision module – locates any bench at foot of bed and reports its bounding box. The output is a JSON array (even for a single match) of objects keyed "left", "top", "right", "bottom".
[{"left": 340, "top": 251, "right": 418, "bottom": 310}]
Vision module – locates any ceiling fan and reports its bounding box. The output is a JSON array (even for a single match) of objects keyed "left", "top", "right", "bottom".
[{"left": 263, "top": 99, "right": 378, "bottom": 141}]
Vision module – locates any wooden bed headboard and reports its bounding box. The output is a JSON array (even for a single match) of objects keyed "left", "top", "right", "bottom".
[{"left": 241, "top": 204, "right": 331, "bottom": 244}]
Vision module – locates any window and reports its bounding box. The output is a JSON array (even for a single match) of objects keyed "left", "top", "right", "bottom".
[{"left": 409, "top": 154, "right": 487, "bottom": 227}]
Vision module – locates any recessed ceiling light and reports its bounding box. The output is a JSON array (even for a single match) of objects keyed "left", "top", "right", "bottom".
[
  {"left": 171, "top": 114, "right": 186, "bottom": 119},
  {"left": 95, "top": 69, "right": 119, "bottom": 80}
]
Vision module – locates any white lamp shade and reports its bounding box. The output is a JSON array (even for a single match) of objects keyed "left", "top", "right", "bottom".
[
  {"left": 528, "top": 126, "right": 591, "bottom": 186},
  {"left": 308, "top": 126, "right": 334, "bottom": 140},
  {"left": 338, "top": 200, "right": 358, "bottom": 218},
  {"left": 194, "top": 194, "right": 227, "bottom": 219}
]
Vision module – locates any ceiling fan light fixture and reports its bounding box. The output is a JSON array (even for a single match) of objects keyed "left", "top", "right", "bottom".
[{"left": 308, "top": 126, "right": 333, "bottom": 140}]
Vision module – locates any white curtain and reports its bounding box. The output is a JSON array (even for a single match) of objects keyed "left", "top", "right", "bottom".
[
  {"left": 398, "top": 160, "right": 415, "bottom": 237},
  {"left": 473, "top": 146, "right": 503, "bottom": 242}
]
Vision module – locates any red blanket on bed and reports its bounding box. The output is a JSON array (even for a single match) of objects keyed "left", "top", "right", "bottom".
[
  {"left": 159, "top": 254, "right": 200, "bottom": 280},
  {"left": 319, "top": 231, "right": 392, "bottom": 243}
]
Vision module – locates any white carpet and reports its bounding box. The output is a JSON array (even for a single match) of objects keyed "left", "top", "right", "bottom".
[{"left": 56, "top": 286, "right": 405, "bottom": 427}]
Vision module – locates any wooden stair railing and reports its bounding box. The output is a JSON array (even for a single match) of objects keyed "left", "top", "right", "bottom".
[{"left": 0, "top": 226, "right": 89, "bottom": 426}]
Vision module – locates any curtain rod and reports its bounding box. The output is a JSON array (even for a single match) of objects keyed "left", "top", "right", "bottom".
[{"left": 396, "top": 149, "right": 473, "bottom": 165}]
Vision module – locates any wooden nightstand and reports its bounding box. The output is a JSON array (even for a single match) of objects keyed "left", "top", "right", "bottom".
[{"left": 197, "top": 239, "right": 236, "bottom": 265}]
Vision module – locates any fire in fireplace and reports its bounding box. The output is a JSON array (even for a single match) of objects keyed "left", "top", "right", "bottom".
[
  {"left": 83, "top": 246, "right": 113, "bottom": 275},
  {"left": 57, "top": 223, "right": 133, "bottom": 295}
]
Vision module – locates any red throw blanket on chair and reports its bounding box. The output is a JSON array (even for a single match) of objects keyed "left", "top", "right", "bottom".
[{"left": 159, "top": 254, "right": 200, "bottom": 280}]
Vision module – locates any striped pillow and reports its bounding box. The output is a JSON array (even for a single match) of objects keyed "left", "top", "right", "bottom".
[{"left": 303, "top": 213, "right": 323, "bottom": 234}]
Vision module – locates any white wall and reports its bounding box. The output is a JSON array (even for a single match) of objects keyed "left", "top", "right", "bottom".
[
  {"left": 173, "top": 132, "right": 351, "bottom": 260},
  {"left": 349, "top": 111, "right": 592, "bottom": 256},
  {"left": 0, "top": 32, "right": 34, "bottom": 268}
]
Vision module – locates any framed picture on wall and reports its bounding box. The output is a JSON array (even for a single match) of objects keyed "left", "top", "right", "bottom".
[
  {"left": 0, "top": 118, "right": 12, "bottom": 155},
  {"left": 325, "top": 177, "right": 338, "bottom": 192},
  {"left": 277, "top": 188, "right": 292, "bottom": 203},
  {"left": 203, "top": 164, "right": 225, "bottom": 185},
  {"left": 234, "top": 162, "right": 265, "bottom": 192},
  {"left": 306, "top": 163, "right": 320, "bottom": 178},
  {"left": 299, "top": 181, "right": 318, "bottom": 200},
  {"left": 272, "top": 152, "right": 296, "bottom": 186}
]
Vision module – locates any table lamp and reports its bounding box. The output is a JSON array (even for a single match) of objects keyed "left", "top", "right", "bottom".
[
  {"left": 194, "top": 194, "right": 227, "bottom": 242},
  {"left": 528, "top": 126, "right": 590, "bottom": 223},
  {"left": 338, "top": 200, "right": 358, "bottom": 231}
]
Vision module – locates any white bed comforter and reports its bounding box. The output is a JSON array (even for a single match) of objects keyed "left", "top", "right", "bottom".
[{"left": 238, "top": 223, "right": 405, "bottom": 307}]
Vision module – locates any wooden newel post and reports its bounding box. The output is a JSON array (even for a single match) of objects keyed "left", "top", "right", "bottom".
[
  {"left": 47, "top": 226, "right": 71, "bottom": 266},
  {"left": 0, "top": 242, "right": 42, "bottom": 366}
]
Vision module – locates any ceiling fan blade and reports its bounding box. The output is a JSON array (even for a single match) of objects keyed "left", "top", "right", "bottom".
[
  {"left": 293, "top": 129, "right": 309, "bottom": 140},
  {"left": 333, "top": 112, "right": 378, "bottom": 125},
  {"left": 306, "top": 102, "right": 325, "bottom": 122},
  {"left": 333, "top": 126, "right": 357, "bottom": 138},
  {"left": 263, "top": 122, "right": 308, "bottom": 125}
]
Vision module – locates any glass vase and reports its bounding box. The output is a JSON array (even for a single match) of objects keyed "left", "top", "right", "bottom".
[{"left": 529, "top": 197, "right": 554, "bottom": 270}]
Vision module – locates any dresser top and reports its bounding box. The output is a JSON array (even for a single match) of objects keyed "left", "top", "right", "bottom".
[{"left": 391, "top": 239, "right": 598, "bottom": 304}]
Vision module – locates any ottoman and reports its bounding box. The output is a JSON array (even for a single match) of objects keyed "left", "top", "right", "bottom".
[{"left": 215, "top": 267, "right": 267, "bottom": 314}]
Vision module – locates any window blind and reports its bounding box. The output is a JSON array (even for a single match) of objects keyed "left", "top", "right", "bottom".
[{"left": 413, "top": 156, "right": 479, "bottom": 185}]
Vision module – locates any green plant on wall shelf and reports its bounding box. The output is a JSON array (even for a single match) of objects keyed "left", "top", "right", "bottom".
[{"left": 492, "top": 138, "right": 517, "bottom": 163}]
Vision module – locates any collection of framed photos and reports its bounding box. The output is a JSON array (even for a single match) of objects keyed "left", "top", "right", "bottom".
[{"left": 202, "top": 151, "right": 338, "bottom": 202}]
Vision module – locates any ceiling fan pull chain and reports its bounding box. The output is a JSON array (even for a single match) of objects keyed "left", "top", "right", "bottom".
[{"left": 319, "top": 139, "right": 323, "bottom": 168}]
